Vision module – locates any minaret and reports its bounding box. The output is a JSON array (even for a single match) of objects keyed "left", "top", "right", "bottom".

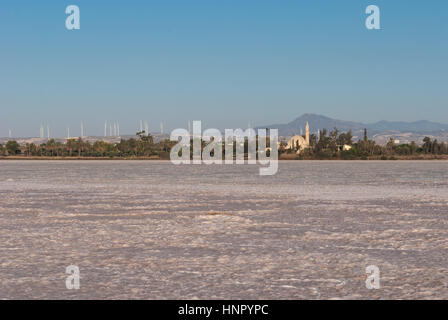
[{"left": 305, "top": 122, "right": 310, "bottom": 145}]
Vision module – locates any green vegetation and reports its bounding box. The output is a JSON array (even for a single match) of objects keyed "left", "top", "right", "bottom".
[
  {"left": 280, "top": 128, "right": 448, "bottom": 160},
  {"left": 1, "top": 128, "right": 447, "bottom": 160},
  {"left": 3, "top": 141, "right": 21, "bottom": 155},
  {"left": 0, "top": 131, "right": 176, "bottom": 159}
]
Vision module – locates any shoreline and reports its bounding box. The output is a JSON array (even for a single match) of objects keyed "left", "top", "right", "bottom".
[{"left": 1, "top": 156, "right": 448, "bottom": 161}]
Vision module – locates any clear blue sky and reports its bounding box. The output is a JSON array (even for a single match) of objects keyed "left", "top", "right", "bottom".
[{"left": 1, "top": 0, "right": 447, "bottom": 137}]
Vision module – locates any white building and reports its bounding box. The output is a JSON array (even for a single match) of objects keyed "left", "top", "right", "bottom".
[{"left": 286, "top": 122, "right": 310, "bottom": 154}]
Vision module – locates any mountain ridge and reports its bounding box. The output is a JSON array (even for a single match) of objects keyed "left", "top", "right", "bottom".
[{"left": 257, "top": 113, "right": 448, "bottom": 136}]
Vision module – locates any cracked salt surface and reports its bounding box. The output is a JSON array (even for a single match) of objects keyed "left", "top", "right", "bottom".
[{"left": 0, "top": 160, "right": 447, "bottom": 299}]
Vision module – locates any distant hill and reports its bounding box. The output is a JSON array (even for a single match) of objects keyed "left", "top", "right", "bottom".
[
  {"left": 258, "top": 114, "right": 448, "bottom": 136},
  {"left": 258, "top": 113, "right": 365, "bottom": 136},
  {"left": 366, "top": 120, "right": 448, "bottom": 133}
]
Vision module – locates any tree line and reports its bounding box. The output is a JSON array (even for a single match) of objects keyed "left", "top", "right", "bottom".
[
  {"left": 1, "top": 128, "right": 448, "bottom": 159},
  {"left": 0, "top": 131, "right": 176, "bottom": 159},
  {"left": 280, "top": 128, "right": 448, "bottom": 160}
]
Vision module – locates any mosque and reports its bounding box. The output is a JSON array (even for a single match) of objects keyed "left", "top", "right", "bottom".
[{"left": 286, "top": 122, "right": 310, "bottom": 154}]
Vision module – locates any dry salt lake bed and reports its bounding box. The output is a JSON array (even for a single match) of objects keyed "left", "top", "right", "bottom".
[{"left": 0, "top": 160, "right": 447, "bottom": 299}]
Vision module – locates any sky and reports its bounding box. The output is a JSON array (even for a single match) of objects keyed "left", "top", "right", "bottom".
[{"left": 0, "top": 0, "right": 447, "bottom": 137}]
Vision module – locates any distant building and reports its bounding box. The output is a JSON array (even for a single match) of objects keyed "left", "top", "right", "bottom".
[{"left": 286, "top": 122, "right": 310, "bottom": 154}]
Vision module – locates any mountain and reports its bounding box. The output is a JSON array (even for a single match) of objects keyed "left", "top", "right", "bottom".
[
  {"left": 258, "top": 114, "right": 448, "bottom": 137},
  {"left": 258, "top": 114, "right": 365, "bottom": 136},
  {"left": 366, "top": 120, "right": 448, "bottom": 132}
]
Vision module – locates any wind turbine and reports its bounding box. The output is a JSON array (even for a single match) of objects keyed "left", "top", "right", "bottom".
[{"left": 144, "top": 121, "right": 149, "bottom": 136}]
